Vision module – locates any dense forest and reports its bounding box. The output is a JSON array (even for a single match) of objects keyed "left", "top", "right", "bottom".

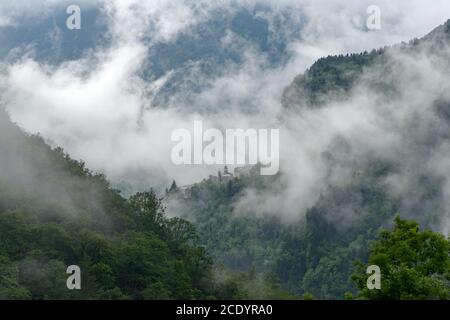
[
  {"left": 166, "top": 19, "right": 450, "bottom": 299},
  {"left": 0, "top": 109, "right": 243, "bottom": 299},
  {"left": 167, "top": 161, "right": 449, "bottom": 299},
  {"left": 1, "top": 107, "right": 447, "bottom": 299},
  {"left": 0, "top": 107, "right": 306, "bottom": 299},
  {"left": 167, "top": 163, "right": 397, "bottom": 298},
  {"left": 282, "top": 19, "right": 450, "bottom": 109},
  {"left": 1, "top": 19, "right": 450, "bottom": 300}
]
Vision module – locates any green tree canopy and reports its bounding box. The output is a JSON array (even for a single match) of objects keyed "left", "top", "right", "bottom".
[{"left": 353, "top": 216, "right": 449, "bottom": 300}]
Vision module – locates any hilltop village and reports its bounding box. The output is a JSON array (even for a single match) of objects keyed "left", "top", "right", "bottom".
[{"left": 166, "top": 165, "right": 255, "bottom": 199}]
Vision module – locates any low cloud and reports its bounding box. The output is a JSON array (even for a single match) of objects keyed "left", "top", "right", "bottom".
[
  {"left": 1, "top": 1, "right": 450, "bottom": 233},
  {"left": 234, "top": 46, "right": 450, "bottom": 235}
]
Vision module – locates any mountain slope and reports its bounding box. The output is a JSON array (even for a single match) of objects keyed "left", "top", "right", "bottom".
[
  {"left": 282, "top": 19, "right": 450, "bottom": 109},
  {"left": 169, "top": 19, "right": 450, "bottom": 299},
  {"left": 0, "top": 108, "right": 223, "bottom": 299}
]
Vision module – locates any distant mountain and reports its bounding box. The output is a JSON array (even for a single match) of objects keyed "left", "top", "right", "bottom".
[
  {"left": 167, "top": 20, "right": 450, "bottom": 299},
  {"left": 141, "top": 5, "right": 302, "bottom": 110},
  {"left": 2, "top": 4, "right": 449, "bottom": 300},
  {"left": 282, "top": 19, "right": 450, "bottom": 109},
  {"left": 0, "top": 4, "right": 302, "bottom": 111},
  {"left": 0, "top": 4, "right": 109, "bottom": 64},
  {"left": 4, "top": 4, "right": 448, "bottom": 113}
]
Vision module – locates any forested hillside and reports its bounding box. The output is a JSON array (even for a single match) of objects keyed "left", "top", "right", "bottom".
[
  {"left": 0, "top": 109, "right": 242, "bottom": 299},
  {"left": 168, "top": 19, "right": 450, "bottom": 299},
  {"left": 1, "top": 16, "right": 450, "bottom": 300},
  {"left": 167, "top": 163, "right": 399, "bottom": 298},
  {"left": 282, "top": 19, "right": 450, "bottom": 109},
  {"left": 168, "top": 162, "right": 449, "bottom": 299}
]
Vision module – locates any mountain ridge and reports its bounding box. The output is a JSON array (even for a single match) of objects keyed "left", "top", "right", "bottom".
[{"left": 282, "top": 18, "right": 450, "bottom": 110}]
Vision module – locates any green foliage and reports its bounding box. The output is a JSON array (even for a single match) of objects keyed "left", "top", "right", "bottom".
[
  {"left": 210, "top": 266, "right": 298, "bottom": 300},
  {"left": 0, "top": 255, "right": 31, "bottom": 299},
  {"left": 352, "top": 217, "right": 450, "bottom": 300},
  {"left": 3, "top": 19, "right": 450, "bottom": 300},
  {"left": 0, "top": 111, "right": 244, "bottom": 300},
  {"left": 173, "top": 160, "right": 405, "bottom": 299},
  {"left": 282, "top": 50, "right": 384, "bottom": 108}
]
